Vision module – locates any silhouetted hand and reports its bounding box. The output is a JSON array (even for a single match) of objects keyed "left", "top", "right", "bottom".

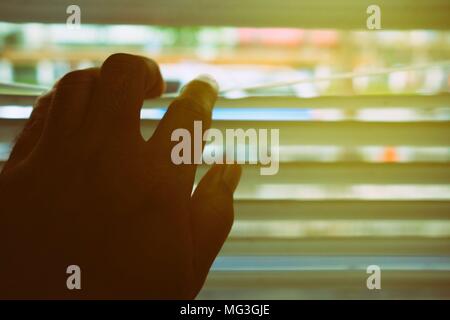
[{"left": 0, "top": 53, "right": 241, "bottom": 299}]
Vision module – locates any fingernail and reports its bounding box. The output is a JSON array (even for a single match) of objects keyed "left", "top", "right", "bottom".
[
  {"left": 194, "top": 74, "right": 219, "bottom": 93},
  {"left": 179, "top": 74, "right": 219, "bottom": 113},
  {"left": 221, "top": 165, "right": 242, "bottom": 194}
]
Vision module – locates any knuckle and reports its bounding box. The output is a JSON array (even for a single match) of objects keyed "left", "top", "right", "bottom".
[
  {"left": 103, "top": 53, "right": 146, "bottom": 74},
  {"left": 58, "top": 69, "right": 97, "bottom": 87}
]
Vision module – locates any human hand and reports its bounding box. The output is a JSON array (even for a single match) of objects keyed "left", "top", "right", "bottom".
[{"left": 0, "top": 53, "right": 241, "bottom": 299}]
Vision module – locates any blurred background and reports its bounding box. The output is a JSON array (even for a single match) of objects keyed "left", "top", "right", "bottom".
[{"left": 0, "top": 0, "right": 449, "bottom": 299}]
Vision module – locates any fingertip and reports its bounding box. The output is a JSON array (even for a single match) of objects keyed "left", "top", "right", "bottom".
[
  {"left": 100, "top": 53, "right": 164, "bottom": 100},
  {"left": 179, "top": 74, "right": 219, "bottom": 113},
  {"left": 194, "top": 74, "right": 219, "bottom": 93},
  {"left": 142, "top": 58, "right": 165, "bottom": 99}
]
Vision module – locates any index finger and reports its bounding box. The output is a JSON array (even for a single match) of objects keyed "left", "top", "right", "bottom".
[{"left": 148, "top": 75, "right": 219, "bottom": 198}]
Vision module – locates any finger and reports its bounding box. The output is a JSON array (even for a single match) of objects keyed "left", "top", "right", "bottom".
[
  {"left": 190, "top": 164, "right": 241, "bottom": 294},
  {"left": 2, "top": 90, "right": 53, "bottom": 172},
  {"left": 39, "top": 68, "right": 99, "bottom": 151},
  {"left": 148, "top": 75, "right": 218, "bottom": 199},
  {"left": 85, "top": 53, "right": 164, "bottom": 145}
]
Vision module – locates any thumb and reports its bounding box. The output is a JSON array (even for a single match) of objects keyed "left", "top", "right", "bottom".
[{"left": 190, "top": 164, "right": 241, "bottom": 293}]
